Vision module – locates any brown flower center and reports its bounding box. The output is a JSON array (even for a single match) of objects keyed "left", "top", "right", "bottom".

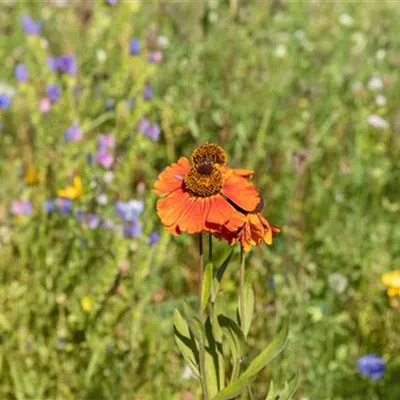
[
  {"left": 191, "top": 144, "right": 227, "bottom": 166},
  {"left": 184, "top": 165, "right": 224, "bottom": 197}
]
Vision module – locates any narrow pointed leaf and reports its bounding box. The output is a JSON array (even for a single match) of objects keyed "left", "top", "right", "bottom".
[
  {"left": 218, "top": 315, "right": 245, "bottom": 362},
  {"left": 280, "top": 371, "right": 300, "bottom": 400},
  {"left": 214, "top": 322, "right": 289, "bottom": 400},
  {"left": 241, "top": 321, "right": 289, "bottom": 380},
  {"left": 173, "top": 309, "right": 199, "bottom": 377},
  {"left": 265, "top": 381, "right": 276, "bottom": 400},
  {"left": 238, "top": 277, "right": 255, "bottom": 338},
  {"left": 201, "top": 262, "right": 213, "bottom": 311}
]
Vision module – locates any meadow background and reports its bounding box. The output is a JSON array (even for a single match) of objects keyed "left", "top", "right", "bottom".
[{"left": 0, "top": 1, "right": 399, "bottom": 399}]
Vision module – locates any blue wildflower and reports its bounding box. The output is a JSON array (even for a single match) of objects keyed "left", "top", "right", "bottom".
[
  {"left": 105, "top": 98, "right": 115, "bottom": 110},
  {"left": 76, "top": 209, "right": 85, "bottom": 222},
  {"left": 57, "top": 55, "right": 77, "bottom": 76},
  {"left": 148, "top": 231, "right": 160, "bottom": 246},
  {"left": 44, "top": 200, "right": 55, "bottom": 213},
  {"left": 143, "top": 83, "right": 153, "bottom": 101},
  {"left": 47, "top": 57, "right": 58, "bottom": 72},
  {"left": 55, "top": 198, "right": 73, "bottom": 214},
  {"left": 116, "top": 200, "right": 144, "bottom": 221},
  {"left": 123, "top": 220, "right": 142, "bottom": 238},
  {"left": 15, "top": 64, "right": 28, "bottom": 82},
  {"left": 46, "top": 84, "right": 61, "bottom": 102},
  {"left": 146, "top": 123, "right": 161, "bottom": 142},
  {"left": 129, "top": 38, "right": 140, "bottom": 55},
  {"left": 357, "top": 354, "right": 385, "bottom": 380},
  {"left": 87, "top": 214, "right": 101, "bottom": 230},
  {"left": 21, "top": 15, "right": 41, "bottom": 36},
  {"left": 138, "top": 118, "right": 160, "bottom": 141},
  {"left": 64, "top": 124, "right": 82, "bottom": 142},
  {"left": 0, "top": 94, "right": 11, "bottom": 110}
]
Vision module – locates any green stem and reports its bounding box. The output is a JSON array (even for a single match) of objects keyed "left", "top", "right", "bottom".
[
  {"left": 198, "top": 234, "right": 209, "bottom": 400},
  {"left": 239, "top": 247, "right": 245, "bottom": 332},
  {"left": 208, "top": 233, "right": 213, "bottom": 261}
]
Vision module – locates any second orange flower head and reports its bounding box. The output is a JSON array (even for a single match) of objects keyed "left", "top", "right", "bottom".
[{"left": 154, "top": 144, "right": 260, "bottom": 235}]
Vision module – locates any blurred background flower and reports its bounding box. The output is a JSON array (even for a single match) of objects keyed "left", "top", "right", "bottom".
[{"left": 357, "top": 354, "right": 385, "bottom": 380}]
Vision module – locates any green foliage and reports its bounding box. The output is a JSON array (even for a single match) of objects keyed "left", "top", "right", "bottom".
[{"left": 0, "top": 0, "right": 400, "bottom": 399}]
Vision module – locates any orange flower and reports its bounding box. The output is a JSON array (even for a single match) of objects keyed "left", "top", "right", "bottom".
[
  {"left": 154, "top": 144, "right": 260, "bottom": 235},
  {"left": 216, "top": 198, "right": 280, "bottom": 252}
]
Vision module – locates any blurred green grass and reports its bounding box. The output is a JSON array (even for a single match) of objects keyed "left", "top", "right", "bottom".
[{"left": 0, "top": 1, "right": 399, "bottom": 399}]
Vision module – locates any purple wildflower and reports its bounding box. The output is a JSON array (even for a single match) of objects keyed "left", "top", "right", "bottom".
[
  {"left": 0, "top": 94, "right": 12, "bottom": 110},
  {"left": 15, "top": 64, "right": 28, "bottom": 82},
  {"left": 123, "top": 220, "right": 142, "bottom": 238},
  {"left": 48, "top": 57, "right": 58, "bottom": 72},
  {"left": 44, "top": 200, "right": 55, "bottom": 213},
  {"left": 57, "top": 55, "right": 77, "bottom": 75},
  {"left": 143, "top": 83, "right": 153, "bottom": 101},
  {"left": 21, "top": 15, "right": 41, "bottom": 36},
  {"left": 148, "top": 231, "right": 160, "bottom": 246},
  {"left": 46, "top": 84, "right": 61, "bottom": 102},
  {"left": 105, "top": 0, "right": 117, "bottom": 4},
  {"left": 39, "top": 98, "right": 51, "bottom": 113},
  {"left": 138, "top": 117, "right": 151, "bottom": 134},
  {"left": 55, "top": 197, "right": 73, "bottom": 214},
  {"left": 87, "top": 214, "right": 101, "bottom": 229},
  {"left": 97, "top": 134, "right": 115, "bottom": 150},
  {"left": 129, "top": 38, "right": 140, "bottom": 55},
  {"left": 76, "top": 209, "right": 85, "bottom": 222},
  {"left": 146, "top": 123, "right": 161, "bottom": 141},
  {"left": 64, "top": 124, "right": 82, "bottom": 142},
  {"left": 11, "top": 200, "right": 32, "bottom": 216},
  {"left": 116, "top": 200, "right": 144, "bottom": 221},
  {"left": 96, "top": 149, "right": 114, "bottom": 169},
  {"left": 148, "top": 50, "right": 163, "bottom": 64}
]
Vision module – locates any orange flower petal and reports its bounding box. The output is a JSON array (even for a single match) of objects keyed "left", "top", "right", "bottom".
[
  {"left": 221, "top": 173, "right": 259, "bottom": 212},
  {"left": 156, "top": 189, "right": 191, "bottom": 234},
  {"left": 177, "top": 198, "right": 211, "bottom": 234},
  {"left": 153, "top": 157, "right": 190, "bottom": 195},
  {"left": 207, "top": 194, "right": 245, "bottom": 232}
]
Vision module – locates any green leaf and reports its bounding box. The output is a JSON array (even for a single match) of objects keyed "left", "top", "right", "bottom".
[
  {"left": 202, "top": 262, "right": 213, "bottom": 311},
  {"left": 241, "top": 321, "right": 289, "bottom": 380},
  {"left": 265, "top": 381, "right": 276, "bottom": 400},
  {"left": 279, "top": 371, "right": 300, "bottom": 400},
  {"left": 238, "top": 277, "right": 255, "bottom": 338},
  {"left": 85, "top": 346, "right": 103, "bottom": 386},
  {"left": 218, "top": 315, "right": 245, "bottom": 362},
  {"left": 209, "top": 304, "right": 223, "bottom": 342},
  {"left": 183, "top": 301, "right": 205, "bottom": 343},
  {"left": 214, "top": 322, "right": 289, "bottom": 400},
  {"left": 173, "top": 308, "right": 200, "bottom": 377},
  {"left": 204, "top": 318, "right": 220, "bottom": 397}
]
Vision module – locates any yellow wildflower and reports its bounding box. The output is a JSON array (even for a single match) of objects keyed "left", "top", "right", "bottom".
[
  {"left": 381, "top": 270, "right": 400, "bottom": 297},
  {"left": 24, "top": 165, "right": 40, "bottom": 185},
  {"left": 80, "top": 296, "right": 93, "bottom": 313},
  {"left": 58, "top": 176, "right": 83, "bottom": 200}
]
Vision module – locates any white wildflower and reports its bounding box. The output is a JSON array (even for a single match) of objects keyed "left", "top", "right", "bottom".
[
  {"left": 328, "top": 273, "right": 348, "bottom": 294},
  {"left": 367, "top": 115, "right": 389, "bottom": 129},
  {"left": 339, "top": 14, "right": 354, "bottom": 27}
]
